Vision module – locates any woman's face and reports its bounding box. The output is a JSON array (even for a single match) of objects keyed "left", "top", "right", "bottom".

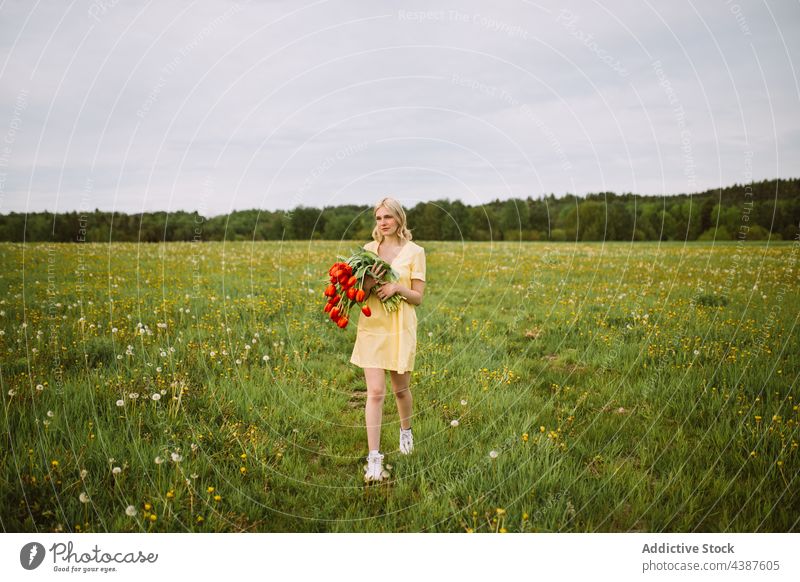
[{"left": 375, "top": 207, "right": 398, "bottom": 236}]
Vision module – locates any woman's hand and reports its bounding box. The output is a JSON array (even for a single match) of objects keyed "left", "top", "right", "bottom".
[
  {"left": 376, "top": 282, "right": 400, "bottom": 301},
  {"left": 362, "top": 264, "right": 387, "bottom": 293}
]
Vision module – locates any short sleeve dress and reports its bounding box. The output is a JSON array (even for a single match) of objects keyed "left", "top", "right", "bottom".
[{"left": 350, "top": 240, "right": 426, "bottom": 374}]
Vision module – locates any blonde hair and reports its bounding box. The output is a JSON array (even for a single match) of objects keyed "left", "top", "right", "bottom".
[{"left": 371, "top": 197, "right": 413, "bottom": 243}]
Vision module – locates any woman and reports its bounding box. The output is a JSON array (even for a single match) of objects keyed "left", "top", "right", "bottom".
[{"left": 350, "top": 197, "right": 426, "bottom": 483}]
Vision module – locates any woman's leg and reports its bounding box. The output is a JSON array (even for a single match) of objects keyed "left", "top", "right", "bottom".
[
  {"left": 390, "top": 370, "right": 413, "bottom": 430},
  {"left": 364, "top": 368, "right": 386, "bottom": 451}
]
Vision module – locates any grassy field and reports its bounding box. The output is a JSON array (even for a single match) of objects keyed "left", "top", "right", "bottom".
[{"left": 1, "top": 240, "right": 798, "bottom": 532}]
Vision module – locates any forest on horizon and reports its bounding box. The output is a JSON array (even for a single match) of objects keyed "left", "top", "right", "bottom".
[{"left": 1, "top": 178, "right": 798, "bottom": 243}]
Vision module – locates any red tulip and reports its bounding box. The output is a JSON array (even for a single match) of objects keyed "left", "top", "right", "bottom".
[
  {"left": 346, "top": 287, "right": 357, "bottom": 300},
  {"left": 337, "top": 316, "right": 349, "bottom": 328},
  {"left": 347, "top": 275, "right": 357, "bottom": 288},
  {"left": 361, "top": 305, "right": 371, "bottom": 317},
  {"left": 330, "top": 307, "right": 340, "bottom": 320},
  {"left": 324, "top": 303, "right": 333, "bottom": 313},
  {"left": 356, "top": 289, "right": 366, "bottom": 303},
  {"left": 324, "top": 284, "right": 336, "bottom": 297}
]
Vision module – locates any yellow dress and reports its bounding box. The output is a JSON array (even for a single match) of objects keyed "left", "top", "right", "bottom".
[{"left": 350, "top": 240, "right": 426, "bottom": 374}]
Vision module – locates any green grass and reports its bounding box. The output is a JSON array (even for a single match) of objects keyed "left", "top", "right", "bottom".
[{"left": 1, "top": 240, "right": 798, "bottom": 532}]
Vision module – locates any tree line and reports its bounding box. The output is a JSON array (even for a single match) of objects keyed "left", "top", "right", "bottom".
[{"left": 1, "top": 178, "right": 797, "bottom": 243}]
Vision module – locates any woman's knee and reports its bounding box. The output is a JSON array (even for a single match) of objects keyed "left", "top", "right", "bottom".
[
  {"left": 390, "top": 373, "right": 411, "bottom": 397},
  {"left": 367, "top": 388, "right": 386, "bottom": 403},
  {"left": 365, "top": 370, "right": 386, "bottom": 400}
]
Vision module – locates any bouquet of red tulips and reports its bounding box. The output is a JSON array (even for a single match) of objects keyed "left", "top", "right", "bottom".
[{"left": 323, "top": 249, "right": 404, "bottom": 329}]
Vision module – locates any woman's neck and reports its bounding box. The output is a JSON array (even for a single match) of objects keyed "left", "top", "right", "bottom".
[{"left": 381, "top": 233, "right": 404, "bottom": 247}]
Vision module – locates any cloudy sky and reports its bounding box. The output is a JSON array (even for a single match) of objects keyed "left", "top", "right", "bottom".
[{"left": 0, "top": 0, "right": 798, "bottom": 216}]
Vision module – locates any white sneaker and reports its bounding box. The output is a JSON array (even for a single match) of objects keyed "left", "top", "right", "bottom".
[
  {"left": 399, "top": 428, "right": 414, "bottom": 455},
  {"left": 364, "top": 451, "right": 384, "bottom": 482}
]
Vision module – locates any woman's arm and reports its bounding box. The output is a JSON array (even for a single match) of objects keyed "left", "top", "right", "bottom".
[{"left": 376, "top": 279, "right": 425, "bottom": 306}]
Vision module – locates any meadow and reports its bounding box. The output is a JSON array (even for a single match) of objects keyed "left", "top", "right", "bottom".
[{"left": 1, "top": 239, "right": 798, "bottom": 532}]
